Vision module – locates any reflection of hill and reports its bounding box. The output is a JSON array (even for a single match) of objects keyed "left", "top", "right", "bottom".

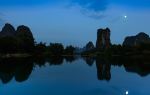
[
  {"left": 0, "top": 56, "right": 78, "bottom": 84},
  {"left": 0, "top": 56, "right": 150, "bottom": 84},
  {"left": 82, "top": 56, "right": 150, "bottom": 81},
  {"left": 109, "top": 56, "right": 150, "bottom": 77},
  {"left": 94, "top": 56, "right": 150, "bottom": 81},
  {"left": 124, "top": 63, "right": 150, "bottom": 76},
  {"left": 123, "top": 57, "right": 150, "bottom": 76},
  {"left": 96, "top": 57, "right": 111, "bottom": 81},
  {"left": 83, "top": 56, "right": 95, "bottom": 66},
  {"left": 0, "top": 58, "right": 34, "bottom": 84}
]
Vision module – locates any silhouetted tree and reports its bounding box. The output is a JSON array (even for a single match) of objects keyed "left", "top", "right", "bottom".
[
  {"left": 64, "top": 45, "right": 75, "bottom": 55},
  {"left": 34, "top": 42, "right": 46, "bottom": 55},
  {"left": 139, "top": 43, "right": 150, "bottom": 51},
  {"left": 48, "top": 43, "right": 64, "bottom": 56},
  {"left": 111, "top": 44, "right": 124, "bottom": 55}
]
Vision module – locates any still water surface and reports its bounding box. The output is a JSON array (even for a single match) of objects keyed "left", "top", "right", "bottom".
[{"left": 0, "top": 56, "right": 150, "bottom": 95}]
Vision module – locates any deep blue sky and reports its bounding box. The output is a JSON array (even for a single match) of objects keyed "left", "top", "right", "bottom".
[{"left": 0, "top": 0, "right": 150, "bottom": 47}]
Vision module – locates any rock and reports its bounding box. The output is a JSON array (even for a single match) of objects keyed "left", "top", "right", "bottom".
[
  {"left": 16, "top": 25, "right": 34, "bottom": 40},
  {"left": 16, "top": 25, "right": 34, "bottom": 43},
  {"left": 0, "top": 23, "right": 16, "bottom": 37},
  {"left": 0, "top": 23, "right": 35, "bottom": 53},
  {"left": 85, "top": 41, "right": 95, "bottom": 51},
  {"left": 16, "top": 25, "right": 35, "bottom": 52},
  {"left": 123, "top": 32, "right": 150, "bottom": 47},
  {"left": 96, "top": 28, "right": 111, "bottom": 49}
]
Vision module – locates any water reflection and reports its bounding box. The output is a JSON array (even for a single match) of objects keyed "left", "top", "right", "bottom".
[
  {"left": 95, "top": 57, "right": 111, "bottom": 81},
  {"left": 108, "top": 56, "right": 150, "bottom": 77},
  {"left": 0, "top": 58, "right": 33, "bottom": 84},
  {"left": 47, "top": 56, "right": 64, "bottom": 65},
  {"left": 123, "top": 58, "right": 150, "bottom": 76},
  {"left": 0, "top": 56, "right": 150, "bottom": 84},
  {"left": 64, "top": 56, "right": 77, "bottom": 63},
  {"left": 83, "top": 56, "right": 95, "bottom": 66}
]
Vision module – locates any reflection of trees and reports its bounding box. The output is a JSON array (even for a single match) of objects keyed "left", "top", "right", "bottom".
[
  {"left": 83, "top": 56, "right": 95, "bottom": 66},
  {"left": 0, "top": 56, "right": 65, "bottom": 84},
  {"left": 34, "top": 56, "right": 46, "bottom": 67},
  {"left": 123, "top": 57, "right": 150, "bottom": 76},
  {"left": 0, "top": 56, "right": 150, "bottom": 84},
  {"left": 47, "top": 56, "right": 64, "bottom": 65},
  {"left": 96, "top": 57, "right": 111, "bottom": 81},
  {"left": 64, "top": 56, "right": 76, "bottom": 63},
  {"left": 15, "top": 61, "right": 33, "bottom": 82},
  {"left": 0, "top": 58, "right": 34, "bottom": 84}
]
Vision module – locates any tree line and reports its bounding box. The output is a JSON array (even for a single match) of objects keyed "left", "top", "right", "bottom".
[
  {"left": 0, "top": 23, "right": 150, "bottom": 57},
  {"left": 0, "top": 23, "right": 76, "bottom": 56}
]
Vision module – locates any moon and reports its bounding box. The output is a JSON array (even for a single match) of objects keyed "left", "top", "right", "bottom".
[
  {"left": 125, "top": 91, "right": 129, "bottom": 95},
  {"left": 124, "top": 15, "right": 127, "bottom": 19}
]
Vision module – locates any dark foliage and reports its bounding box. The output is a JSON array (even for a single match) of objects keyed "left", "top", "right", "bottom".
[
  {"left": 64, "top": 45, "right": 75, "bottom": 55},
  {"left": 34, "top": 42, "right": 47, "bottom": 55},
  {"left": 0, "top": 37, "right": 18, "bottom": 53},
  {"left": 47, "top": 43, "right": 64, "bottom": 56}
]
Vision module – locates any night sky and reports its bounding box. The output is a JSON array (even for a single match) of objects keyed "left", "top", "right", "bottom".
[{"left": 0, "top": 0, "right": 150, "bottom": 47}]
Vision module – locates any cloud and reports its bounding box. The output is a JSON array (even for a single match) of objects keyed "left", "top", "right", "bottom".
[
  {"left": 70, "top": 0, "right": 109, "bottom": 19},
  {"left": 71, "top": 0, "right": 108, "bottom": 11},
  {"left": 69, "top": 0, "right": 150, "bottom": 19},
  {"left": 80, "top": 9, "right": 107, "bottom": 19},
  {"left": 0, "top": 0, "right": 109, "bottom": 19}
]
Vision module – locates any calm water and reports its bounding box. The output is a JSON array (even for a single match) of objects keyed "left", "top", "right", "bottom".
[{"left": 0, "top": 56, "right": 150, "bottom": 95}]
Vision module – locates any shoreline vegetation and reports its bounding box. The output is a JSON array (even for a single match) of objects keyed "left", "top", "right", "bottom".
[{"left": 0, "top": 23, "right": 150, "bottom": 59}]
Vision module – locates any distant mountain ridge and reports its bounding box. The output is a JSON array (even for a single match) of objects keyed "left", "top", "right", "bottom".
[
  {"left": 0, "top": 23, "right": 33, "bottom": 38},
  {"left": 0, "top": 23, "right": 16, "bottom": 37},
  {"left": 123, "top": 32, "right": 150, "bottom": 47},
  {"left": 0, "top": 23, "right": 35, "bottom": 53}
]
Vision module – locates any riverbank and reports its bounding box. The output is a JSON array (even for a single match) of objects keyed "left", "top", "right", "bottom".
[{"left": 0, "top": 53, "right": 32, "bottom": 58}]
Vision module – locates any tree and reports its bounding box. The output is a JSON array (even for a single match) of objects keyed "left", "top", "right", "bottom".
[
  {"left": 34, "top": 42, "right": 46, "bottom": 54},
  {"left": 64, "top": 45, "right": 75, "bottom": 55},
  {"left": 48, "top": 43, "right": 64, "bottom": 56}
]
